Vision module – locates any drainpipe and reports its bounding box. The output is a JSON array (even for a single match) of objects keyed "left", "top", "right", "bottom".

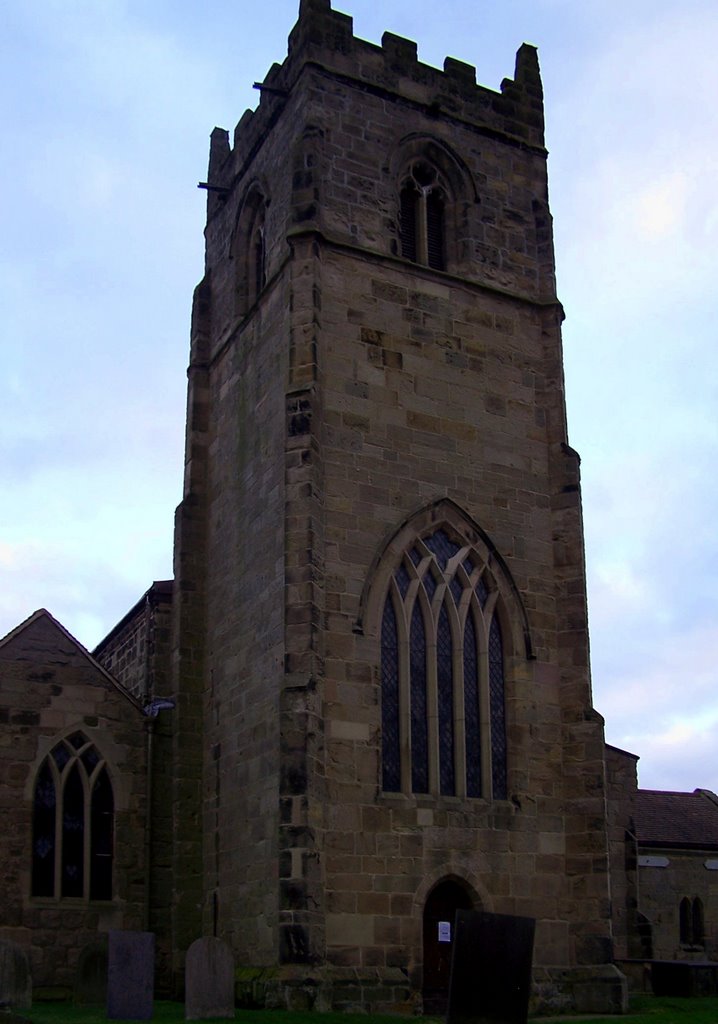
[
  {"left": 143, "top": 593, "right": 154, "bottom": 933},
  {"left": 144, "top": 716, "right": 155, "bottom": 932}
]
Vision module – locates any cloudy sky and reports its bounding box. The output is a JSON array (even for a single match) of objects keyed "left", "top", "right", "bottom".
[{"left": 2, "top": 0, "right": 716, "bottom": 793}]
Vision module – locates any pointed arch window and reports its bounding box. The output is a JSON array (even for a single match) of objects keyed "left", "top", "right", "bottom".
[
  {"left": 232, "top": 187, "right": 269, "bottom": 316},
  {"left": 400, "top": 163, "right": 446, "bottom": 270},
  {"left": 679, "top": 896, "right": 705, "bottom": 947},
  {"left": 32, "top": 732, "right": 114, "bottom": 900},
  {"left": 249, "top": 212, "right": 266, "bottom": 304},
  {"left": 380, "top": 526, "right": 508, "bottom": 799}
]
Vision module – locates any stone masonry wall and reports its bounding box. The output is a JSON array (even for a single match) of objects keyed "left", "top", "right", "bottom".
[
  {"left": 93, "top": 586, "right": 175, "bottom": 988},
  {"left": 0, "top": 613, "right": 147, "bottom": 990},
  {"left": 94, "top": 605, "right": 151, "bottom": 702},
  {"left": 311, "top": 245, "right": 609, "bottom": 977},
  {"left": 94, "top": 583, "right": 173, "bottom": 703},
  {"left": 197, "top": 274, "right": 289, "bottom": 964},
  {"left": 638, "top": 849, "right": 718, "bottom": 961},
  {"left": 605, "top": 744, "right": 640, "bottom": 961}
]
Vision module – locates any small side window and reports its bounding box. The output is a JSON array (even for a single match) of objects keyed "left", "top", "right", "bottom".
[
  {"left": 249, "top": 210, "right": 266, "bottom": 307},
  {"left": 232, "top": 187, "right": 269, "bottom": 317},
  {"left": 679, "top": 896, "right": 705, "bottom": 947}
]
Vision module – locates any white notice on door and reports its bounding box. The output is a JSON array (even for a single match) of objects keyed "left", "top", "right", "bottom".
[{"left": 438, "top": 921, "right": 451, "bottom": 943}]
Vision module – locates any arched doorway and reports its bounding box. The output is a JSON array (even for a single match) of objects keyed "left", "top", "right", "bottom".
[{"left": 423, "top": 879, "right": 474, "bottom": 1013}]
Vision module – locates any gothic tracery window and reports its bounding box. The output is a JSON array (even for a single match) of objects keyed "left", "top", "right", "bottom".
[
  {"left": 400, "top": 162, "right": 446, "bottom": 270},
  {"left": 381, "top": 527, "right": 508, "bottom": 799},
  {"left": 32, "top": 732, "right": 114, "bottom": 900}
]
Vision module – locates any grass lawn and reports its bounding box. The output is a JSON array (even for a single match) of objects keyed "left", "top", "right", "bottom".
[
  {"left": 20, "top": 995, "right": 718, "bottom": 1024},
  {"left": 569, "top": 994, "right": 718, "bottom": 1024}
]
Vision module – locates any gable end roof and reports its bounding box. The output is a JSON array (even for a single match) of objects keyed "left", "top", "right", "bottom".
[{"left": 634, "top": 789, "right": 718, "bottom": 850}]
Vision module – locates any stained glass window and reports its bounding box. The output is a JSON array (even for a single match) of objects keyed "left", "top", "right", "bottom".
[
  {"left": 381, "top": 597, "right": 401, "bottom": 793},
  {"left": 32, "top": 734, "right": 114, "bottom": 901},
  {"left": 410, "top": 603, "right": 429, "bottom": 793},
  {"left": 489, "top": 616, "right": 508, "bottom": 800},
  {"left": 463, "top": 612, "right": 482, "bottom": 798},
  {"left": 32, "top": 761, "right": 56, "bottom": 898},
  {"left": 395, "top": 562, "right": 411, "bottom": 598},
  {"left": 52, "top": 744, "right": 70, "bottom": 770},
  {"left": 379, "top": 525, "right": 510, "bottom": 801},
  {"left": 424, "top": 528, "right": 460, "bottom": 570},
  {"left": 90, "top": 768, "right": 114, "bottom": 901},
  {"left": 81, "top": 745, "right": 100, "bottom": 774},
  {"left": 62, "top": 764, "right": 84, "bottom": 897},
  {"left": 423, "top": 569, "right": 437, "bottom": 601},
  {"left": 437, "top": 605, "right": 455, "bottom": 795}
]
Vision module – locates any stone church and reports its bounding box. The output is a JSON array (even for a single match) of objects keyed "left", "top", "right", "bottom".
[{"left": 2, "top": 0, "right": 718, "bottom": 1014}]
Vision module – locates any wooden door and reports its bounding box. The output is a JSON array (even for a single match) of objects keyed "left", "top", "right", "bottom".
[{"left": 423, "top": 880, "right": 473, "bottom": 1013}]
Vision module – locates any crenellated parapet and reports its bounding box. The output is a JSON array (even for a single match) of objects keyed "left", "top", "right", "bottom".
[{"left": 206, "top": 0, "right": 544, "bottom": 210}]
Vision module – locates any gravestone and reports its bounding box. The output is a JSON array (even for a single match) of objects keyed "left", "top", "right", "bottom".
[
  {"left": 447, "top": 910, "right": 535, "bottom": 1024},
  {"left": 107, "top": 930, "right": 154, "bottom": 1021},
  {"left": 74, "top": 939, "right": 108, "bottom": 1006},
  {"left": 185, "top": 937, "right": 234, "bottom": 1020},
  {"left": 0, "top": 939, "right": 31, "bottom": 1012}
]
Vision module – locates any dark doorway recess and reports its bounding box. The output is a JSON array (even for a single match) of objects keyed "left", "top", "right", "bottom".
[{"left": 423, "top": 879, "right": 474, "bottom": 1014}]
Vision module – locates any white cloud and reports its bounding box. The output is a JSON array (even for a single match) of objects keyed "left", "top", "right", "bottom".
[
  {"left": 633, "top": 171, "right": 690, "bottom": 242},
  {"left": 598, "top": 617, "right": 718, "bottom": 778},
  {"left": 591, "top": 560, "right": 649, "bottom": 615},
  {"left": 551, "top": 5, "right": 718, "bottom": 322},
  {"left": 623, "top": 718, "right": 718, "bottom": 794}
]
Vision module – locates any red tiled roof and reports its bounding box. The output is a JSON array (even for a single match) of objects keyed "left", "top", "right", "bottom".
[{"left": 634, "top": 789, "right": 718, "bottom": 849}]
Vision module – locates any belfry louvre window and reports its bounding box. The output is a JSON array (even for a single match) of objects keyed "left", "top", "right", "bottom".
[
  {"left": 32, "top": 732, "right": 114, "bottom": 900},
  {"left": 400, "top": 163, "right": 445, "bottom": 270},
  {"left": 381, "top": 527, "right": 508, "bottom": 799}
]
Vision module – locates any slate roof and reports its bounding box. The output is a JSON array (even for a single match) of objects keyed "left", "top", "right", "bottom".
[{"left": 634, "top": 789, "right": 718, "bottom": 850}]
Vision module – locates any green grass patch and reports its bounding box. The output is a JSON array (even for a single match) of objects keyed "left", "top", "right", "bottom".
[
  {"left": 25, "top": 1006, "right": 436, "bottom": 1024},
  {"left": 564, "top": 994, "right": 718, "bottom": 1024},
  {"left": 23, "top": 995, "right": 718, "bottom": 1024}
]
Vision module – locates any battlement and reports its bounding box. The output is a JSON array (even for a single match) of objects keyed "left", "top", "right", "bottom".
[{"left": 206, "top": 0, "right": 544, "bottom": 192}]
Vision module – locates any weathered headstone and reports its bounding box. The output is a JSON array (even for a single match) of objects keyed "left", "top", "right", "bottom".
[
  {"left": 74, "top": 939, "right": 108, "bottom": 1006},
  {"left": 447, "top": 910, "right": 535, "bottom": 1024},
  {"left": 0, "top": 939, "right": 31, "bottom": 1012},
  {"left": 185, "top": 936, "right": 235, "bottom": 1020},
  {"left": 107, "top": 930, "right": 154, "bottom": 1021}
]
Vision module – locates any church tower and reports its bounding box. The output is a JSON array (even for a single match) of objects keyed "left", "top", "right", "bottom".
[{"left": 170, "top": 0, "right": 625, "bottom": 1011}]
